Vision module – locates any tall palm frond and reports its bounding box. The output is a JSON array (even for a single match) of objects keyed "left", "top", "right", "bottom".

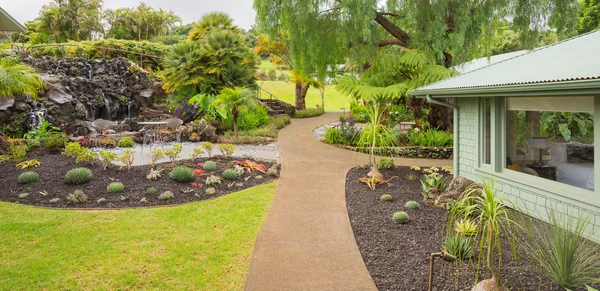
[
  {"left": 0, "top": 58, "right": 45, "bottom": 99},
  {"left": 188, "top": 12, "right": 241, "bottom": 41}
]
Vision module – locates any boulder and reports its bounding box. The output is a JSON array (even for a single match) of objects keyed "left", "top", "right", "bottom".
[
  {"left": 436, "top": 176, "right": 475, "bottom": 207},
  {"left": 181, "top": 120, "right": 218, "bottom": 143}
]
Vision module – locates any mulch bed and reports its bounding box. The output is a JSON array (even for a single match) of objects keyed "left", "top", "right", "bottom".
[
  {"left": 0, "top": 154, "right": 276, "bottom": 209},
  {"left": 346, "top": 166, "right": 598, "bottom": 291}
]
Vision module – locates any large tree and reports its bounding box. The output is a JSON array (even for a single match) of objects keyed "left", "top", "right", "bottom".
[
  {"left": 103, "top": 3, "right": 181, "bottom": 41},
  {"left": 31, "top": 0, "right": 104, "bottom": 42},
  {"left": 578, "top": 0, "right": 600, "bottom": 33}
]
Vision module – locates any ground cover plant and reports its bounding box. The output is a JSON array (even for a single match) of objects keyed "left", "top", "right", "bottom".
[
  {"left": 345, "top": 166, "right": 600, "bottom": 291},
  {"left": 0, "top": 154, "right": 276, "bottom": 208},
  {"left": 0, "top": 182, "right": 276, "bottom": 290}
]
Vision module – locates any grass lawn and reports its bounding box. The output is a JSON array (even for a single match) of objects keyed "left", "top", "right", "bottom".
[
  {"left": 0, "top": 182, "right": 276, "bottom": 291},
  {"left": 258, "top": 80, "right": 350, "bottom": 112}
]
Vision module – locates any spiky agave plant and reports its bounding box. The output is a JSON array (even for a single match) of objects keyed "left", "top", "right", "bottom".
[{"left": 0, "top": 57, "right": 45, "bottom": 99}]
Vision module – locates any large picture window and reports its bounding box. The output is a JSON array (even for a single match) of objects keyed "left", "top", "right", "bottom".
[{"left": 505, "top": 97, "right": 594, "bottom": 191}]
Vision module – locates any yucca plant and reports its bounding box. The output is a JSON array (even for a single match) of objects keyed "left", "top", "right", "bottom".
[{"left": 0, "top": 57, "right": 45, "bottom": 99}]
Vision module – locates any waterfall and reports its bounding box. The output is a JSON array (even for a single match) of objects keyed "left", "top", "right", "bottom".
[
  {"left": 86, "top": 63, "right": 93, "bottom": 80},
  {"left": 101, "top": 91, "right": 112, "bottom": 120},
  {"left": 127, "top": 101, "right": 132, "bottom": 119},
  {"left": 55, "top": 60, "right": 62, "bottom": 74},
  {"left": 85, "top": 103, "right": 95, "bottom": 121},
  {"left": 28, "top": 102, "right": 47, "bottom": 128}
]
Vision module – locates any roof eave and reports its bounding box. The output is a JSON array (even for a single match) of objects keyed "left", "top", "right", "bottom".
[
  {"left": 410, "top": 79, "right": 600, "bottom": 98},
  {"left": 0, "top": 7, "right": 25, "bottom": 32}
]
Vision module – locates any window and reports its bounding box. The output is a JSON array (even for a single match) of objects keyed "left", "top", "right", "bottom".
[
  {"left": 482, "top": 98, "right": 492, "bottom": 165},
  {"left": 505, "top": 97, "right": 594, "bottom": 191}
]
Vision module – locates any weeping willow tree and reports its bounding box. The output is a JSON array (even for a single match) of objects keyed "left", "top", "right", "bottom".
[{"left": 255, "top": 0, "right": 579, "bottom": 128}]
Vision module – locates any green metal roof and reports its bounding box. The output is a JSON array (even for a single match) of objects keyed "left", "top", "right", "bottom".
[
  {"left": 0, "top": 7, "right": 25, "bottom": 32},
  {"left": 410, "top": 30, "right": 600, "bottom": 98}
]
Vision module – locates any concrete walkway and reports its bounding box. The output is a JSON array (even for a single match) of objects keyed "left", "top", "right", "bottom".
[{"left": 245, "top": 112, "right": 452, "bottom": 291}]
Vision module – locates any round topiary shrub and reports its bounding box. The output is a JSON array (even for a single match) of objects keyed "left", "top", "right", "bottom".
[
  {"left": 404, "top": 200, "right": 421, "bottom": 210},
  {"left": 65, "top": 167, "right": 93, "bottom": 185},
  {"left": 118, "top": 137, "right": 135, "bottom": 148},
  {"left": 380, "top": 194, "right": 393, "bottom": 202},
  {"left": 107, "top": 182, "right": 125, "bottom": 193},
  {"left": 169, "top": 166, "right": 195, "bottom": 182},
  {"left": 222, "top": 169, "right": 238, "bottom": 180},
  {"left": 18, "top": 171, "right": 39, "bottom": 184},
  {"left": 392, "top": 211, "right": 409, "bottom": 224},
  {"left": 146, "top": 187, "right": 158, "bottom": 195},
  {"left": 203, "top": 161, "right": 217, "bottom": 171}
]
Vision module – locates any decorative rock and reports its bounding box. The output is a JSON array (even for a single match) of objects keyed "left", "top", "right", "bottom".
[
  {"left": 97, "top": 198, "right": 106, "bottom": 203},
  {"left": 436, "top": 176, "right": 475, "bottom": 208},
  {"left": 205, "top": 188, "right": 216, "bottom": 195},
  {"left": 255, "top": 175, "right": 263, "bottom": 180},
  {"left": 18, "top": 193, "right": 29, "bottom": 199},
  {"left": 49, "top": 198, "right": 61, "bottom": 203}
]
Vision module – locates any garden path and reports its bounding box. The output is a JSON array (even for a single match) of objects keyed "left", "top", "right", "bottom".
[{"left": 245, "top": 112, "right": 452, "bottom": 291}]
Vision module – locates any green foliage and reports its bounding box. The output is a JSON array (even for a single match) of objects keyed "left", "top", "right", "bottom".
[
  {"left": 407, "top": 129, "right": 453, "bottom": 147},
  {"left": 205, "top": 175, "right": 222, "bottom": 186},
  {"left": 190, "top": 147, "right": 205, "bottom": 160},
  {"left": 380, "top": 194, "right": 393, "bottom": 202},
  {"left": 146, "top": 187, "right": 158, "bottom": 195},
  {"left": 18, "top": 171, "right": 39, "bottom": 184},
  {"left": 75, "top": 151, "right": 98, "bottom": 165},
  {"left": 222, "top": 169, "right": 238, "bottom": 180},
  {"left": 213, "top": 87, "right": 261, "bottom": 137},
  {"left": 323, "top": 118, "right": 361, "bottom": 147},
  {"left": 267, "top": 165, "right": 279, "bottom": 177},
  {"left": 443, "top": 235, "right": 473, "bottom": 260},
  {"left": 24, "top": 118, "right": 62, "bottom": 140},
  {"left": 107, "top": 182, "right": 125, "bottom": 193},
  {"left": 350, "top": 101, "right": 370, "bottom": 123},
  {"left": 100, "top": 136, "right": 117, "bottom": 148},
  {"left": 164, "top": 144, "right": 183, "bottom": 163},
  {"left": 540, "top": 112, "right": 594, "bottom": 143},
  {"left": 404, "top": 200, "right": 421, "bottom": 210},
  {"left": 0, "top": 154, "right": 11, "bottom": 164},
  {"left": 203, "top": 161, "right": 217, "bottom": 171},
  {"left": 66, "top": 190, "right": 88, "bottom": 204},
  {"left": 519, "top": 209, "right": 600, "bottom": 288},
  {"left": 99, "top": 150, "right": 118, "bottom": 170},
  {"left": 28, "top": 0, "right": 102, "bottom": 43},
  {"left": 117, "top": 149, "right": 135, "bottom": 171},
  {"left": 158, "top": 191, "right": 174, "bottom": 200},
  {"left": 406, "top": 173, "right": 416, "bottom": 181},
  {"left": 146, "top": 169, "right": 162, "bottom": 181},
  {"left": 392, "top": 211, "right": 409, "bottom": 224},
  {"left": 454, "top": 219, "right": 478, "bottom": 236},
  {"left": 117, "top": 137, "right": 135, "bottom": 147},
  {"left": 147, "top": 148, "right": 165, "bottom": 167},
  {"left": 63, "top": 142, "right": 85, "bottom": 158},
  {"left": 65, "top": 167, "right": 93, "bottom": 185},
  {"left": 8, "top": 139, "right": 27, "bottom": 162},
  {"left": 169, "top": 166, "right": 195, "bottom": 183},
  {"left": 293, "top": 108, "right": 324, "bottom": 118},
  {"left": 202, "top": 142, "right": 214, "bottom": 157},
  {"left": 236, "top": 107, "right": 270, "bottom": 130},
  {"left": 188, "top": 12, "right": 241, "bottom": 41},
  {"left": 217, "top": 144, "right": 235, "bottom": 156},
  {"left": 578, "top": 0, "right": 600, "bottom": 33},
  {"left": 270, "top": 115, "right": 291, "bottom": 129},
  {"left": 377, "top": 158, "right": 395, "bottom": 170},
  {"left": 0, "top": 57, "right": 45, "bottom": 99},
  {"left": 103, "top": 3, "right": 181, "bottom": 42},
  {"left": 205, "top": 187, "right": 217, "bottom": 195},
  {"left": 420, "top": 173, "right": 448, "bottom": 198},
  {"left": 42, "top": 134, "right": 67, "bottom": 150}
]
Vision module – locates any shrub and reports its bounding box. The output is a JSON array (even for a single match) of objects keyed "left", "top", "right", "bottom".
[
  {"left": 147, "top": 148, "right": 165, "bottom": 167},
  {"left": 205, "top": 175, "right": 222, "bottom": 186},
  {"left": 8, "top": 138, "right": 27, "bottom": 162},
  {"left": 237, "top": 107, "right": 270, "bottom": 130},
  {"left": 380, "top": 194, "right": 393, "bottom": 202},
  {"left": 392, "top": 211, "right": 409, "bottom": 224},
  {"left": 323, "top": 128, "right": 346, "bottom": 145},
  {"left": 99, "top": 150, "right": 118, "bottom": 170},
  {"left": 147, "top": 169, "right": 162, "bottom": 181},
  {"left": 118, "top": 137, "right": 135, "bottom": 147},
  {"left": 66, "top": 190, "right": 88, "bottom": 204},
  {"left": 164, "top": 144, "right": 183, "bottom": 163},
  {"left": 205, "top": 188, "right": 216, "bottom": 195},
  {"left": 63, "top": 142, "right": 85, "bottom": 158},
  {"left": 404, "top": 200, "right": 421, "bottom": 210},
  {"left": 454, "top": 219, "right": 477, "bottom": 236},
  {"left": 294, "top": 108, "right": 325, "bottom": 118},
  {"left": 202, "top": 142, "right": 214, "bottom": 157},
  {"left": 443, "top": 235, "right": 473, "bottom": 260},
  {"left": 222, "top": 169, "right": 238, "bottom": 180},
  {"left": 0, "top": 154, "right": 11, "bottom": 164},
  {"left": 267, "top": 69, "right": 277, "bottom": 80},
  {"left": 18, "top": 171, "right": 39, "bottom": 184},
  {"left": 267, "top": 165, "right": 279, "bottom": 177},
  {"left": 377, "top": 158, "right": 396, "bottom": 170},
  {"left": 146, "top": 187, "right": 158, "bottom": 195},
  {"left": 107, "top": 182, "right": 125, "bottom": 193},
  {"left": 27, "top": 138, "right": 40, "bottom": 151},
  {"left": 100, "top": 136, "right": 117, "bottom": 148},
  {"left": 407, "top": 128, "right": 453, "bottom": 147},
  {"left": 420, "top": 173, "right": 448, "bottom": 198},
  {"left": 189, "top": 147, "right": 205, "bottom": 160},
  {"left": 169, "top": 166, "right": 195, "bottom": 182},
  {"left": 65, "top": 167, "right": 93, "bottom": 184},
  {"left": 75, "top": 151, "right": 98, "bottom": 165},
  {"left": 270, "top": 115, "right": 291, "bottom": 129},
  {"left": 42, "top": 134, "right": 67, "bottom": 150},
  {"left": 158, "top": 191, "right": 175, "bottom": 200},
  {"left": 203, "top": 161, "right": 217, "bottom": 171},
  {"left": 117, "top": 149, "right": 135, "bottom": 171},
  {"left": 217, "top": 144, "right": 235, "bottom": 156}
]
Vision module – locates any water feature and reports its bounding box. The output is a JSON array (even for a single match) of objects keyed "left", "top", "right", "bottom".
[
  {"left": 85, "top": 103, "right": 95, "bottom": 121},
  {"left": 54, "top": 60, "right": 62, "bottom": 74},
  {"left": 86, "top": 63, "right": 93, "bottom": 80},
  {"left": 127, "top": 101, "right": 133, "bottom": 119},
  {"left": 101, "top": 91, "right": 111, "bottom": 119},
  {"left": 28, "top": 102, "right": 48, "bottom": 129}
]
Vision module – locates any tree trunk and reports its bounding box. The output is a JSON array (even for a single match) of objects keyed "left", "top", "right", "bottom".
[
  {"left": 374, "top": 12, "right": 410, "bottom": 47},
  {"left": 233, "top": 108, "right": 239, "bottom": 138},
  {"left": 320, "top": 86, "right": 325, "bottom": 110},
  {"left": 295, "top": 81, "right": 306, "bottom": 110}
]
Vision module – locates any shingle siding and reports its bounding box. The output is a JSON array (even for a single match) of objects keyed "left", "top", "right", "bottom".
[{"left": 455, "top": 97, "right": 600, "bottom": 243}]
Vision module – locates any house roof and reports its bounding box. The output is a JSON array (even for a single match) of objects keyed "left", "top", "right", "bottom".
[
  {"left": 454, "top": 50, "right": 528, "bottom": 74},
  {"left": 411, "top": 30, "right": 600, "bottom": 98},
  {"left": 0, "top": 7, "right": 25, "bottom": 32}
]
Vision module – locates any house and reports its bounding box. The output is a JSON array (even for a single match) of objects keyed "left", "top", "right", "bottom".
[
  {"left": 410, "top": 30, "right": 600, "bottom": 242},
  {"left": 0, "top": 6, "right": 25, "bottom": 32}
]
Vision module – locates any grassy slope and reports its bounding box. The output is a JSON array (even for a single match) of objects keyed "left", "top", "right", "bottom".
[
  {"left": 259, "top": 81, "right": 350, "bottom": 112},
  {"left": 0, "top": 182, "right": 276, "bottom": 291}
]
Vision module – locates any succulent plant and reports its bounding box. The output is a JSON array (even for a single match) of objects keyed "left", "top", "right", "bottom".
[
  {"left": 454, "top": 219, "right": 478, "bottom": 236},
  {"left": 380, "top": 194, "right": 393, "bottom": 202},
  {"left": 205, "top": 188, "right": 216, "bottom": 195},
  {"left": 267, "top": 166, "right": 279, "bottom": 177},
  {"left": 140, "top": 197, "right": 149, "bottom": 204},
  {"left": 117, "top": 137, "right": 135, "bottom": 147},
  {"left": 404, "top": 200, "right": 421, "bottom": 210},
  {"left": 217, "top": 143, "right": 235, "bottom": 156},
  {"left": 97, "top": 198, "right": 106, "bottom": 203},
  {"left": 443, "top": 235, "right": 473, "bottom": 260},
  {"left": 146, "top": 187, "right": 158, "bottom": 195},
  {"left": 234, "top": 165, "right": 245, "bottom": 176},
  {"left": 18, "top": 193, "right": 29, "bottom": 199},
  {"left": 158, "top": 191, "right": 174, "bottom": 200},
  {"left": 67, "top": 190, "right": 88, "bottom": 204},
  {"left": 107, "top": 182, "right": 125, "bottom": 193},
  {"left": 18, "top": 171, "right": 39, "bottom": 184},
  {"left": 203, "top": 161, "right": 217, "bottom": 171},
  {"left": 255, "top": 175, "right": 264, "bottom": 180},
  {"left": 65, "top": 167, "right": 93, "bottom": 185},
  {"left": 169, "top": 166, "right": 195, "bottom": 183},
  {"left": 49, "top": 198, "right": 61, "bottom": 204},
  {"left": 205, "top": 175, "right": 221, "bottom": 186},
  {"left": 392, "top": 211, "right": 409, "bottom": 224},
  {"left": 222, "top": 169, "right": 238, "bottom": 180},
  {"left": 146, "top": 169, "right": 162, "bottom": 181}
]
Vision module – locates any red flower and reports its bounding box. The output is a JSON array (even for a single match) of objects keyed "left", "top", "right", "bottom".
[
  {"left": 191, "top": 182, "right": 203, "bottom": 187},
  {"left": 194, "top": 169, "right": 204, "bottom": 176},
  {"left": 197, "top": 162, "right": 204, "bottom": 167}
]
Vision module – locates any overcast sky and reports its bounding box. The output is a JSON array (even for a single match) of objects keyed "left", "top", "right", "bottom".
[{"left": 2, "top": 0, "right": 257, "bottom": 29}]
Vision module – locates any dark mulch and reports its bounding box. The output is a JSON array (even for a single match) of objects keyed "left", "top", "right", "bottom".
[
  {"left": 346, "top": 166, "right": 597, "bottom": 291},
  {"left": 1, "top": 154, "right": 275, "bottom": 209}
]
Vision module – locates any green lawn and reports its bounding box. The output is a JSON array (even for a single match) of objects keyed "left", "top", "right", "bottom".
[
  {"left": 258, "top": 80, "right": 350, "bottom": 112},
  {"left": 0, "top": 182, "right": 276, "bottom": 291}
]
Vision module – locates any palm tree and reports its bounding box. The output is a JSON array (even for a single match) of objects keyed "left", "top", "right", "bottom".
[
  {"left": 0, "top": 57, "right": 45, "bottom": 99},
  {"left": 188, "top": 12, "right": 241, "bottom": 41},
  {"left": 212, "top": 87, "right": 259, "bottom": 137}
]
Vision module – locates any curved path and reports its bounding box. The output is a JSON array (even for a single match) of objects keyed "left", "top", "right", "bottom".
[{"left": 245, "top": 112, "right": 452, "bottom": 291}]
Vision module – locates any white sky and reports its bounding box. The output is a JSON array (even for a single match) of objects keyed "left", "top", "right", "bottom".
[{"left": 2, "top": 0, "right": 256, "bottom": 29}]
